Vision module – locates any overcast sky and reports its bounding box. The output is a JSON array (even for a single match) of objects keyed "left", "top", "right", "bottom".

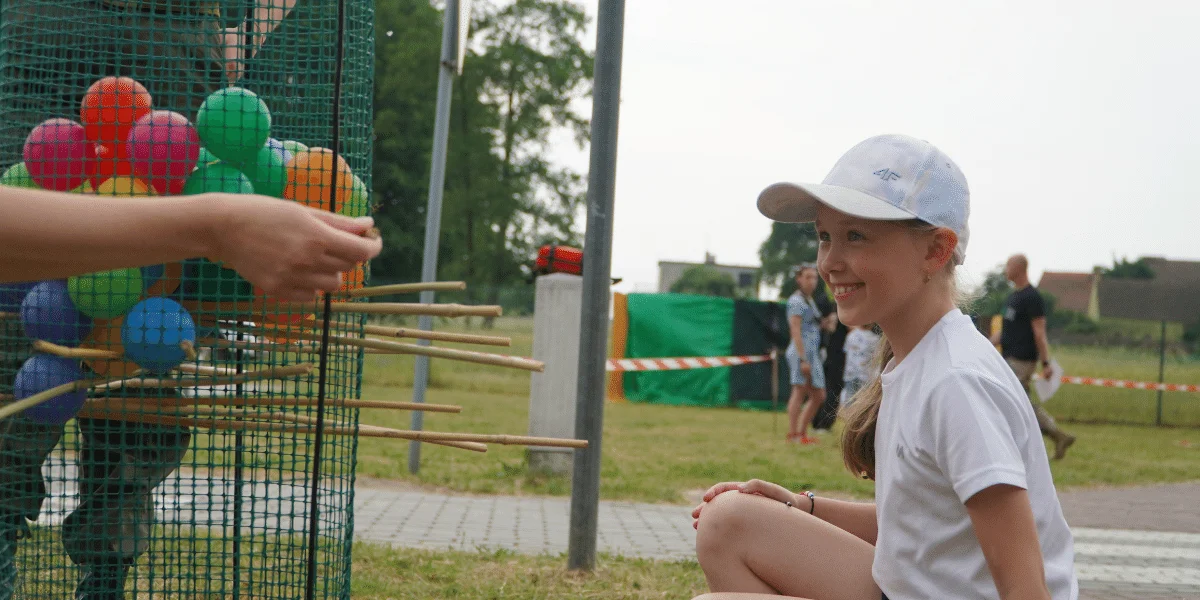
[{"left": 544, "top": 1, "right": 1200, "bottom": 297}]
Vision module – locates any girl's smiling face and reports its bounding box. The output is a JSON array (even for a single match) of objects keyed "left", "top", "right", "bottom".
[{"left": 814, "top": 205, "right": 940, "bottom": 329}]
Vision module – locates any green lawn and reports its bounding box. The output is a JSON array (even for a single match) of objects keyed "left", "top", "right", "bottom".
[
  {"left": 352, "top": 544, "right": 706, "bottom": 600},
  {"left": 1045, "top": 344, "right": 1200, "bottom": 426}
]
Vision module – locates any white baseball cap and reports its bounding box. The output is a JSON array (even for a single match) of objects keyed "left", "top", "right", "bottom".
[{"left": 757, "top": 134, "right": 971, "bottom": 264}]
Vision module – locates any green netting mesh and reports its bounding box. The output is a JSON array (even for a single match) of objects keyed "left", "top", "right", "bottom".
[{"left": 0, "top": 0, "right": 373, "bottom": 597}]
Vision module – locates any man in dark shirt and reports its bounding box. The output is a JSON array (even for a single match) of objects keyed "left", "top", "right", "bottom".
[{"left": 990, "top": 254, "right": 1076, "bottom": 459}]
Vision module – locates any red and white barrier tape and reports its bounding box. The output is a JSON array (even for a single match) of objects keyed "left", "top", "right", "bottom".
[
  {"left": 606, "top": 354, "right": 771, "bottom": 372},
  {"left": 605, "top": 356, "right": 1200, "bottom": 393},
  {"left": 1061, "top": 376, "right": 1200, "bottom": 393}
]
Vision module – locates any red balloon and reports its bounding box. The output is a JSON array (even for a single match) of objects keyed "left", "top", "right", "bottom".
[
  {"left": 126, "top": 110, "right": 200, "bottom": 195},
  {"left": 23, "top": 118, "right": 95, "bottom": 191},
  {"left": 90, "top": 143, "right": 134, "bottom": 189},
  {"left": 80, "top": 76, "right": 153, "bottom": 148}
]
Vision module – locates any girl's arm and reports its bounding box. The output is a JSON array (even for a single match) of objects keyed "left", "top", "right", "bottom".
[
  {"left": 0, "top": 187, "right": 380, "bottom": 301},
  {"left": 795, "top": 492, "right": 878, "bottom": 545},
  {"left": 965, "top": 484, "right": 1052, "bottom": 600},
  {"left": 789, "top": 314, "right": 805, "bottom": 355}
]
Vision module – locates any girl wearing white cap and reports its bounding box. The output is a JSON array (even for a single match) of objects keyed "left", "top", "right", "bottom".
[{"left": 691, "top": 134, "right": 1077, "bottom": 600}]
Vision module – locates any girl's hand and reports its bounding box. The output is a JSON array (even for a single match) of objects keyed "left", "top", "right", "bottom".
[
  {"left": 691, "top": 479, "right": 795, "bottom": 529},
  {"left": 801, "top": 361, "right": 812, "bottom": 377},
  {"left": 204, "top": 194, "right": 382, "bottom": 302}
]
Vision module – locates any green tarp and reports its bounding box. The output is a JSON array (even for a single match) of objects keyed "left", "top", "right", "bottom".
[{"left": 623, "top": 294, "right": 734, "bottom": 406}]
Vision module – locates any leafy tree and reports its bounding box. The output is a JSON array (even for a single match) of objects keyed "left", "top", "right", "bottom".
[
  {"left": 370, "top": 0, "right": 445, "bottom": 283},
  {"left": 670, "top": 266, "right": 739, "bottom": 298},
  {"left": 451, "top": 0, "right": 594, "bottom": 324},
  {"left": 1102, "top": 256, "right": 1155, "bottom": 279},
  {"left": 758, "top": 222, "right": 818, "bottom": 298},
  {"left": 972, "top": 263, "right": 1014, "bottom": 316},
  {"left": 366, "top": 0, "right": 595, "bottom": 327}
]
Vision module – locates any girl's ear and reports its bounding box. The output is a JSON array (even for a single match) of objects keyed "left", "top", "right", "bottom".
[{"left": 926, "top": 228, "right": 958, "bottom": 272}]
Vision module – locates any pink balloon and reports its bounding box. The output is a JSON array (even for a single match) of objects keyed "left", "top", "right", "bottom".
[
  {"left": 23, "top": 118, "right": 95, "bottom": 191},
  {"left": 127, "top": 110, "right": 200, "bottom": 195}
]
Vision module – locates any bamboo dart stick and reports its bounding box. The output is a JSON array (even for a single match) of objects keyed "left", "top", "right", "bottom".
[
  {"left": 180, "top": 300, "right": 502, "bottom": 318},
  {"left": 174, "top": 363, "right": 240, "bottom": 376},
  {"left": 299, "top": 318, "right": 512, "bottom": 347},
  {"left": 335, "top": 281, "right": 467, "bottom": 299},
  {"left": 237, "top": 325, "right": 544, "bottom": 372},
  {"left": 88, "top": 396, "right": 463, "bottom": 414},
  {"left": 34, "top": 340, "right": 199, "bottom": 362},
  {"left": 206, "top": 316, "right": 511, "bottom": 348},
  {"left": 0, "top": 378, "right": 108, "bottom": 421},
  {"left": 32, "top": 340, "right": 120, "bottom": 360},
  {"left": 82, "top": 404, "right": 583, "bottom": 448},
  {"left": 91, "top": 364, "right": 314, "bottom": 391},
  {"left": 281, "top": 302, "right": 502, "bottom": 318},
  {"left": 75, "top": 407, "right": 489, "bottom": 453}
]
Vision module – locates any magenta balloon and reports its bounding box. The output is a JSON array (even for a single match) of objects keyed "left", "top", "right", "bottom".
[
  {"left": 22, "top": 118, "right": 95, "bottom": 191},
  {"left": 127, "top": 110, "right": 200, "bottom": 195}
]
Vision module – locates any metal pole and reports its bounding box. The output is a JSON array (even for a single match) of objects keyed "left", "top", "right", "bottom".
[
  {"left": 1156, "top": 319, "right": 1166, "bottom": 426},
  {"left": 409, "top": 0, "right": 461, "bottom": 474},
  {"left": 567, "top": 0, "right": 626, "bottom": 572}
]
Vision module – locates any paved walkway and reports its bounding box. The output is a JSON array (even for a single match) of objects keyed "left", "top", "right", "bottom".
[{"left": 352, "top": 481, "right": 1200, "bottom": 600}]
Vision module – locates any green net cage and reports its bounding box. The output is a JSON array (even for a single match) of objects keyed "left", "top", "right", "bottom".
[{"left": 0, "top": 0, "right": 374, "bottom": 597}]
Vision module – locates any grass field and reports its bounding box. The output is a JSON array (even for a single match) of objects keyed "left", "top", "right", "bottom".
[
  {"left": 352, "top": 544, "right": 706, "bottom": 600},
  {"left": 351, "top": 317, "right": 1200, "bottom": 505}
]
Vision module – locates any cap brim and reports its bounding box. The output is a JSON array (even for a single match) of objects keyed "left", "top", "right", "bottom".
[{"left": 757, "top": 182, "right": 917, "bottom": 223}]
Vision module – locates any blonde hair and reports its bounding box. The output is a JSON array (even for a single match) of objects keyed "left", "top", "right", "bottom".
[{"left": 839, "top": 220, "right": 976, "bottom": 480}]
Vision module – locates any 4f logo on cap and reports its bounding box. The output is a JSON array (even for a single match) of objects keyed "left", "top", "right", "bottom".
[{"left": 873, "top": 168, "right": 900, "bottom": 181}]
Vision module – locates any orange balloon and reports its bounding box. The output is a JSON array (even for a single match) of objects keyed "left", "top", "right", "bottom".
[
  {"left": 283, "top": 148, "right": 353, "bottom": 212},
  {"left": 81, "top": 317, "right": 140, "bottom": 378},
  {"left": 144, "top": 261, "right": 184, "bottom": 297},
  {"left": 80, "top": 77, "right": 153, "bottom": 148},
  {"left": 94, "top": 176, "right": 154, "bottom": 197}
]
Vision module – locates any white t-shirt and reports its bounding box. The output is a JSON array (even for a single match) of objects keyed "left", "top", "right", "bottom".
[{"left": 873, "top": 309, "right": 1077, "bottom": 600}]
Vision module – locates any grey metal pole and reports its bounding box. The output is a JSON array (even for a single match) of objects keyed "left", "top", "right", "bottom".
[
  {"left": 567, "top": 0, "right": 626, "bottom": 572},
  {"left": 410, "top": 0, "right": 461, "bottom": 474},
  {"left": 1156, "top": 319, "right": 1166, "bottom": 426}
]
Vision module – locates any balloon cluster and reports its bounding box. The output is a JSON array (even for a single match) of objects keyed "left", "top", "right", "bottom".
[
  {"left": 4, "top": 280, "right": 196, "bottom": 425},
  {"left": 0, "top": 77, "right": 373, "bottom": 425}
]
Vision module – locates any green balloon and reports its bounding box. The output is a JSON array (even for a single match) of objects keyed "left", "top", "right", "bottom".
[
  {"left": 197, "top": 147, "right": 218, "bottom": 167},
  {"left": 279, "top": 140, "right": 308, "bottom": 157},
  {"left": 338, "top": 174, "right": 369, "bottom": 217},
  {"left": 68, "top": 268, "right": 144, "bottom": 319},
  {"left": 182, "top": 258, "right": 255, "bottom": 302},
  {"left": 195, "top": 87, "right": 271, "bottom": 163},
  {"left": 240, "top": 145, "right": 289, "bottom": 198},
  {"left": 1, "top": 162, "right": 38, "bottom": 189},
  {"left": 183, "top": 162, "right": 255, "bottom": 195}
]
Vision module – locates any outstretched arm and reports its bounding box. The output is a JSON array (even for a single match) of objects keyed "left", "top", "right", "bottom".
[{"left": 0, "top": 186, "right": 380, "bottom": 301}]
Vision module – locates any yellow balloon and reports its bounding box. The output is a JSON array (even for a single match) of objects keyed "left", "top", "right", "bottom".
[{"left": 94, "top": 176, "right": 154, "bottom": 197}]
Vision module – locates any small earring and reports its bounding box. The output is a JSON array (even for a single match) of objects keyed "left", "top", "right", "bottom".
[{"left": 923, "top": 271, "right": 932, "bottom": 283}]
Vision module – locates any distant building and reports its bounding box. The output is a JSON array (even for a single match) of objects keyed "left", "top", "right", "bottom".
[
  {"left": 658, "top": 253, "right": 760, "bottom": 296},
  {"left": 1037, "top": 256, "right": 1200, "bottom": 323}
]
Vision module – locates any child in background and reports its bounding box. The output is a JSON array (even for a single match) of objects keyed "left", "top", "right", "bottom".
[{"left": 840, "top": 324, "right": 880, "bottom": 409}]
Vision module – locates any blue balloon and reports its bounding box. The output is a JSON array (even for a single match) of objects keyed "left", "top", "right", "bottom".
[
  {"left": 20, "top": 280, "right": 93, "bottom": 345},
  {"left": 14, "top": 354, "right": 86, "bottom": 425},
  {"left": 121, "top": 297, "right": 197, "bottom": 373},
  {"left": 0, "top": 281, "right": 37, "bottom": 313},
  {"left": 265, "top": 137, "right": 293, "bottom": 164},
  {"left": 142, "top": 264, "right": 166, "bottom": 289}
]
